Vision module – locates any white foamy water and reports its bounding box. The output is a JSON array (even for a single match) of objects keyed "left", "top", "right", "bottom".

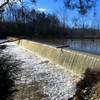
[{"left": 3, "top": 43, "right": 79, "bottom": 100}]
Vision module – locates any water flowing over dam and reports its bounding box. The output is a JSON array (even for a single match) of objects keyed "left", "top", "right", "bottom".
[
  {"left": 13, "top": 39, "right": 100, "bottom": 74},
  {"left": 6, "top": 38, "right": 100, "bottom": 99},
  {"left": 3, "top": 43, "right": 79, "bottom": 100}
]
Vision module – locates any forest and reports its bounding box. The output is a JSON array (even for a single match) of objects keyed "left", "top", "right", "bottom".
[{"left": 0, "top": 0, "right": 99, "bottom": 39}]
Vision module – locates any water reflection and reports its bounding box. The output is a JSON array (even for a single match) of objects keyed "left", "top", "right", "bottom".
[{"left": 67, "top": 39, "right": 100, "bottom": 54}]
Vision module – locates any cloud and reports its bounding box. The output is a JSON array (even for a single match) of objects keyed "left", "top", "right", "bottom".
[{"left": 37, "top": 8, "right": 47, "bottom": 12}]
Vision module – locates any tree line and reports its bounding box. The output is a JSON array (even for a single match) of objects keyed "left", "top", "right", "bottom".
[{"left": 0, "top": 0, "right": 99, "bottom": 39}]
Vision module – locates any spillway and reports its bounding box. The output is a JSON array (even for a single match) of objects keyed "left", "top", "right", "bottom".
[
  {"left": 13, "top": 39, "right": 100, "bottom": 75},
  {"left": 6, "top": 37, "right": 100, "bottom": 99},
  {"left": 3, "top": 43, "right": 79, "bottom": 100}
]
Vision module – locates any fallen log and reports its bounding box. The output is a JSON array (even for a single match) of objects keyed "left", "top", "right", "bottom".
[{"left": 56, "top": 45, "right": 70, "bottom": 48}]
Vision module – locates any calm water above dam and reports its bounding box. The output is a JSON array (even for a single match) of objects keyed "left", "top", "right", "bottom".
[
  {"left": 65, "top": 39, "right": 100, "bottom": 54},
  {"left": 35, "top": 39, "right": 100, "bottom": 54}
]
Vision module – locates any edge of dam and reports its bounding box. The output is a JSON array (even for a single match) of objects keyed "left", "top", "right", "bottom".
[{"left": 10, "top": 37, "right": 100, "bottom": 75}]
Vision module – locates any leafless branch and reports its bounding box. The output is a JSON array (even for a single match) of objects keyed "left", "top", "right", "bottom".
[{"left": 0, "top": 0, "right": 9, "bottom": 9}]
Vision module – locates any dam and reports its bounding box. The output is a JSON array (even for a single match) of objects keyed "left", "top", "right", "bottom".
[
  {"left": 3, "top": 42, "right": 79, "bottom": 100},
  {"left": 13, "top": 38, "right": 100, "bottom": 75},
  {"left": 3, "top": 38, "right": 100, "bottom": 99}
]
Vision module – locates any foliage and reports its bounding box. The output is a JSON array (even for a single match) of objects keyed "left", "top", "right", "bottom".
[{"left": 64, "top": 0, "right": 96, "bottom": 15}]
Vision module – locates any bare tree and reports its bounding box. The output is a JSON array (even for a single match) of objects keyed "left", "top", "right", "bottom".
[
  {"left": 64, "top": 0, "right": 96, "bottom": 15},
  {"left": 0, "top": 0, "right": 9, "bottom": 9},
  {"left": 0, "top": 0, "right": 10, "bottom": 21},
  {"left": 55, "top": 0, "right": 96, "bottom": 15}
]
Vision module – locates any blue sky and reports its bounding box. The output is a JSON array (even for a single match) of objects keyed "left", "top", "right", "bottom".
[
  {"left": 33, "top": 0, "right": 100, "bottom": 22},
  {"left": 33, "top": 0, "right": 79, "bottom": 25},
  {"left": 33, "top": 0, "right": 100, "bottom": 14},
  {"left": 34, "top": 0, "right": 64, "bottom": 14},
  {"left": 3, "top": 0, "right": 100, "bottom": 27},
  {"left": 23, "top": 0, "right": 100, "bottom": 17}
]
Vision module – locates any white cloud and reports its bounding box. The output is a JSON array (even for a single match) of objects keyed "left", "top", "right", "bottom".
[{"left": 37, "top": 8, "right": 47, "bottom": 12}]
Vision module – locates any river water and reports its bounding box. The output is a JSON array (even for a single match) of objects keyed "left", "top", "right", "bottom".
[
  {"left": 66, "top": 39, "right": 100, "bottom": 54},
  {"left": 32, "top": 39, "right": 100, "bottom": 54},
  {"left": 3, "top": 43, "right": 79, "bottom": 100}
]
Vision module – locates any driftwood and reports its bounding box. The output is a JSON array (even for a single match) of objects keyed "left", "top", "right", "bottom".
[
  {"left": 56, "top": 45, "right": 69, "bottom": 49},
  {"left": 56, "top": 45, "right": 70, "bottom": 52}
]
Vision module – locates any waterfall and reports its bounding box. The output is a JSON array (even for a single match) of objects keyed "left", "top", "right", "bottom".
[{"left": 14, "top": 39, "right": 100, "bottom": 75}]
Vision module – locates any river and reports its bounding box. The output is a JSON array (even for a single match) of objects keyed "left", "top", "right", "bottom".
[
  {"left": 3, "top": 42, "right": 79, "bottom": 100},
  {"left": 66, "top": 39, "right": 100, "bottom": 54}
]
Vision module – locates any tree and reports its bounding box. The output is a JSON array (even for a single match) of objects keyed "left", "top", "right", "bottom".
[
  {"left": 55, "top": 0, "right": 96, "bottom": 15},
  {"left": 0, "top": 0, "right": 9, "bottom": 10},
  {"left": 64, "top": 0, "right": 96, "bottom": 15}
]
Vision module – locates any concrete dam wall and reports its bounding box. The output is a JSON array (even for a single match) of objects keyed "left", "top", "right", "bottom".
[{"left": 13, "top": 39, "right": 100, "bottom": 75}]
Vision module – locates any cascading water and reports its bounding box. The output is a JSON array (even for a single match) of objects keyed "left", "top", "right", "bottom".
[
  {"left": 6, "top": 38, "right": 100, "bottom": 99},
  {"left": 3, "top": 43, "right": 79, "bottom": 100},
  {"left": 15, "top": 39, "right": 100, "bottom": 74}
]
